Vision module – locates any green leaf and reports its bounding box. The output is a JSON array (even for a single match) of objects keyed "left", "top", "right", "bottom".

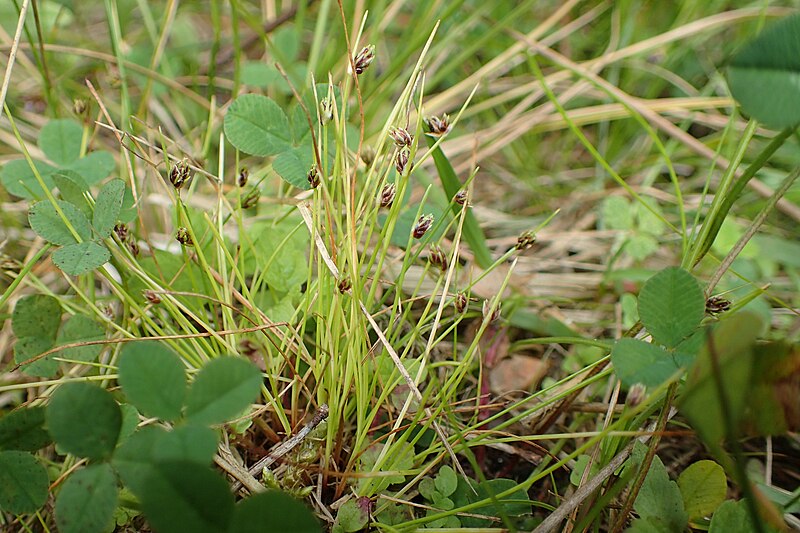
[
  {"left": 12, "top": 294, "right": 62, "bottom": 339},
  {"left": 39, "top": 119, "right": 83, "bottom": 165},
  {"left": 229, "top": 491, "right": 322, "bottom": 533},
  {"left": 727, "top": 14, "right": 800, "bottom": 129},
  {"left": 611, "top": 338, "right": 685, "bottom": 388},
  {"left": 709, "top": 499, "right": 757, "bottom": 533},
  {"left": 118, "top": 184, "right": 137, "bottom": 223},
  {"left": 0, "top": 158, "right": 56, "bottom": 199},
  {"left": 139, "top": 460, "right": 234, "bottom": 533},
  {"left": 12, "top": 295, "right": 62, "bottom": 377},
  {"left": 335, "top": 498, "right": 369, "bottom": 533},
  {"left": 243, "top": 219, "right": 309, "bottom": 291},
  {"left": 152, "top": 425, "right": 218, "bottom": 464},
  {"left": 29, "top": 199, "right": 92, "bottom": 245},
  {"left": 185, "top": 357, "right": 262, "bottom": 426},
  {"left": 680, "top": 313, "right": 762, "bottom": 455},
  {"left": 14, "top": 336, "right": 58, "bottom": 377},
  {"left": 93, "top": 179, "right": 125, "bottom": 238},
  {"left": 626, "top": 233, "right": 659, "bottom": 261},
  {"left": 273, "top": 146, "right": 313, "bottom": 190},
  {"left": 636, "top": 197, "right": 666, "bottom": 235},
  {"left": 223, "top": 94, "right": 292, "bottom": 156},
  {"left": 434, "top": 465, "right": 457, "bottom": 497},
  {"left": 382, "top": 205, "right": 447, "bottom": 248},
  {"left": 627, "top": 515, "right": 679, "bottom": 533},
  {"left": 425, "top": 135, "right": 493, "bottom": 268},
  {"left": 678, "top": 460, "right": 727, "bottom": 520},
  {"left": 53, "top": 170, "right": 91, "bottom": 218},
  {"left": 357, "top": 441, "right": 414, "bottom": 494},
  {"left": 601, "top": 196, "right": 633, "bottom": 230},
  {"left": 112, "top": 426, "right": 165, "bottom": 495},
  {"left": 0, "top": 451, "right": 49, "bottom": 513},
  {"left": 451, "top": 477, "right": 531, "bottom": 528},
  {"left": 57, "top": 314, "right": 104, "bottom": 363},
  {"left": 570, "top": 454, "right": 600, "bottom": 486},
  {"left": 52, "top": 240, "right": 111, "bottom": 275},
  {"left": 118, "top": 403, "right": 140, "bottom": 444},
  {"left": 118, "top": 341, "right": 186, "bottom": 422},
  {"left": 418, "top": 477, "right": 439, "bottom": 501},
  {"left": 240, "top": 62, "right": 283, "bottom": 88},
  {"left": 55, "top": 464, "right": 118, "bottom": 533},
  {"left": 633, "top": 454, "right": 688, "bottom": 530},
  {"left": 0, "top": 407, "right": 52, "bottom": 451},
  {"left": 64, "top": 151, "right": 116, "bottom": 186},
  {"left": 638, "top": 267, "right": 704, "bottom": 348},
  {"left": 46, "top": 382, "right": 122, "bottom": 460}
]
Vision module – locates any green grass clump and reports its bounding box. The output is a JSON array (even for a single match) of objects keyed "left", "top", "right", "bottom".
[{"left": 1, "top": 2, "right": 799, "bottom": 532}]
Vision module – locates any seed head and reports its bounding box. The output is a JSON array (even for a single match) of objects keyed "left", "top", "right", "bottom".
[
  {"left": 239, "top": 339, "right": 259, "bottom": 358},
  {"left": 73, "top": 98, "right": 88, "bottom": 116},
  {"left": 626, "top": 383, "right": 647, "bottom": 408},
  {"left": 516, "top": 231, "right": 537, "bottom": 251},
  {"left": 360, "top": 145, "right": 376, "bottom": 167},
  {"left": 395, "top": 149, "right": 409, "bottom": 174},
  {"left": 169, "top": 158, "right": 191, "bottom": 189},
  {"left": 353, "top": 45, "right": 376, "bottom": 75},
  {"left": 319, "top": 97, "right": 334, "bottom": 125},
  {"left": 455, "top": 292, "right": 468, "bottom": 314},
  {"left": 482, "top": 299, "right": 501, "bottom": 323},
  {"left": 428, "top": 245, "right": 448, "bottom": 272},
  {"left": 307, "top": 166, "right": 320, "bottom": 189},
  {"left": 412, "top": 214, "right": 434, "bottom": 239},
  {"left": 237, "top": 167, "right": 249, "bottom": 187},
  {"left": 143, "top": 290, "right": 161, "bottom": 304},
  {"left": 240, "top": 187, "right": 260, "bottom": 209},
  {"left": 425, "top": 113, "right": 451, "bottom": 137},
  {"left": 338, "top": 277, "right": 352, "bottom": 293},
  {"left": 453, "top": 190, "right": 469, "bottom": 206},
  {"left": 176, "top": 227, "right": 193, "bottom": 246},
  {"left": 379, "top": 183, "right": 396, "bottom": 208},
  {"left": 705, "top": 296, "right": 731, "bottom": 316},
  {"left": 113, "top": 223, "right": 129, "bottom": 242},
  {"left": 389, "top": 127, "right": 413, "bottom": 148},
  {"left": 100, "top": 304, "right": 115, "bottom": 320},
  {"left": 127, "top": 240, "right": 140, "bottom": 257}
]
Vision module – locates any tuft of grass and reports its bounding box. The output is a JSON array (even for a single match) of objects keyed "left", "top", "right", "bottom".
[{"left": 1, "top": 1, "right": 799, "bottom": 532}]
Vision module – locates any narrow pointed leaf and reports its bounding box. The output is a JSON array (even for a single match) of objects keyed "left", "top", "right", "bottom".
[{"left": 426, "top": 135, "right": 492, "bottom": 268}]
